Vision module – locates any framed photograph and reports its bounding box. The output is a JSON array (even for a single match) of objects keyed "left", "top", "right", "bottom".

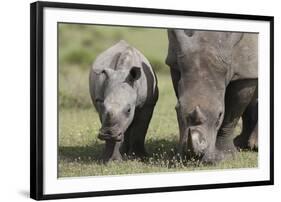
[{"left": 30, "top": 1, "right": 274, "bottom": 200}]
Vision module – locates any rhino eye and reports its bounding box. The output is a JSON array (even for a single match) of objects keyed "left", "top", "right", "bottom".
[
  {"left": 124, "top": 105, "right": 131, "bottom": 115},
  {"left": 95, "top": 98, "right": 104, "bottom": 103}
]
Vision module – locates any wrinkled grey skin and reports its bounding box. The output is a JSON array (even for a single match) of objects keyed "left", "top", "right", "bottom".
[
  {"left": 166, "top": 29, "right": 258, "bottom": 164},
  {"left": 90, "top": 40, "right": 158, "bottom": 162}
]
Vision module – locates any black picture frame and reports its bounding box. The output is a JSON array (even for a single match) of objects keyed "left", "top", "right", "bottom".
[{"left": 30, "top": 1, "right": 274, "bottom": 200}]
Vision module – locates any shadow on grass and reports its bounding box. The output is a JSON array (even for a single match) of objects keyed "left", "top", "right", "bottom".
[
  {"left": 59, "top": 141, "right": 104, "bottom": 164},
  {"left": 146, "top": 138, "right": 178, "bottom": 155},
  {"left": 59, "top": 137, "right": 257, "bottom": 169},
  {"left": 144, "top": 138, "right": 200, "bottom": 168},
  {"left": 59, "top": 138, "right": 182, "bottom": 166}
]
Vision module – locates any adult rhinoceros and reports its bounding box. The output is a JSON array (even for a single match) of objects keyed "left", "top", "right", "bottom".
[
  {"left": 89, "top": 40, "right": 158, "bottom": 162},
  {"left": 166, "top": 29, "right": 258, "bottom": 164}
]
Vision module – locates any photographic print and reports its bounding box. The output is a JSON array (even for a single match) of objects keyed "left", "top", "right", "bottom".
[
  {"left": 30, "top": 1, "right": 273, "bottom": 200},
  {"left": 58, "top": 24, "right": 258, "bottom": 177}
]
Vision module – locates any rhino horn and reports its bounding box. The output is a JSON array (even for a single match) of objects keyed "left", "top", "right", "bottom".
[
  {"left": 94, "top": 68, "right": 114, "bottom": 78},
  {"left": 189, "top": 105, "right": 206, "bottom": 125},
  {"left": 116, "top": 47, "right": 134, "bottom": 68}
]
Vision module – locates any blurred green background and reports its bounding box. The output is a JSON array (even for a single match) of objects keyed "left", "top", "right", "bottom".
[
  {"left": 59, "top": 24, "right": 169, "bottom": 109},
  {"left": 58, "top": 23, "right": 257, "bottom": 177}
]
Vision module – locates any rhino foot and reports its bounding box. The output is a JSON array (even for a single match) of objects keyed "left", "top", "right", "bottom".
[
  {"left": 234, "top": 135, "right": 249, "bottom": 149},
  {"left": 234, "top": 133, "right": 258, "bottom": 150},
  {"left": 248, "top": 123, "right": 258, "bottom": 150}
]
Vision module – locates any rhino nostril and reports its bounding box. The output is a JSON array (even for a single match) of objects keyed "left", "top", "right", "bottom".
[
  {"left": 98, "top": 130, "right": 122, "bottom": 142},
  {"left": 99, "top": 127, "right": 112, "bottom": 135}
]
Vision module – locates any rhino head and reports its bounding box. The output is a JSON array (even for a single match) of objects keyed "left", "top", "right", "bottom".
[
  {"left": 173, "top": 30, "right": 231, "bottom": 164},
  {"left": 95, "top": 66, "right": 141, "bottom": 161},
  {"left": 176, "top": 78, "right": 225, "bottom": 164}
]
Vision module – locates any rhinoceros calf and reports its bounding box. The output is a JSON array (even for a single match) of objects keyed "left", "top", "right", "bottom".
[
  {"left": 89, "top": 40, "right": 158, "bottom": 162},
  {"left": 166, "top": 29, "right": 258, "bottom": 163}
]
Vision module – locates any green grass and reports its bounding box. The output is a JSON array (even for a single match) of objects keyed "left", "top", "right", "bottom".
[
  {"left": 58, "top": 23, "right": 257, "bottom": 177},
  {"left": 59, "top": 151, "right": 257, "bottom": 177},
  {"left": 58, "top": 74, "right": 257, "bottom": 177}
]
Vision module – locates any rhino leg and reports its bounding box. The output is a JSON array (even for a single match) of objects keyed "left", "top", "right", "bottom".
[
  {"left": 234, "top": 98, "right": 258, "bottom": 150},
  {"left": 248, "top": 123, "right": 258, "bottom": 150},
  {"left": 102, "top": 141, "right": 122, "bottom": 162},
  {"left": 123, "top": 106, "right": 155, "bottom": 158},
  {"left": 216, "top": 79, "right": 258, "bottom": 154}
]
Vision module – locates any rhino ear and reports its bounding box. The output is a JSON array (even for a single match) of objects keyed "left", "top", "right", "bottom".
[{"left": 126, "top": 66, "right": 141, "bottom": 85}]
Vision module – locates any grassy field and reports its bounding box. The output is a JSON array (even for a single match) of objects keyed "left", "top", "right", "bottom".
[{"left": 58, "top": 24, "right": 257, "bottom": 177}]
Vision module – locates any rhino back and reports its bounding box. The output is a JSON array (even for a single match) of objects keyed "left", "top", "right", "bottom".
[
  {"left": 91, "top": 40, "right": 131, "bottom": 72},
  {"left": 166, "top": 29, "right": 258, "bottom": 84},
  {"left": 231, "top": 33, "right": 258, "bottom": 80},
  {"left": 131, "top": 48, "right": 158, "bottom": 107},
  {"left": 90, "top": 40, "right": 158, "bottom": 111},
  {"left": 115, "top": 44, "right": 158, "bottom": 107}
]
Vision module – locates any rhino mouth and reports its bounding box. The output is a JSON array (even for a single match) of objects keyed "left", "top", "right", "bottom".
[{"left": 98, "top": 132, "right": 123, "bottom": 142}]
